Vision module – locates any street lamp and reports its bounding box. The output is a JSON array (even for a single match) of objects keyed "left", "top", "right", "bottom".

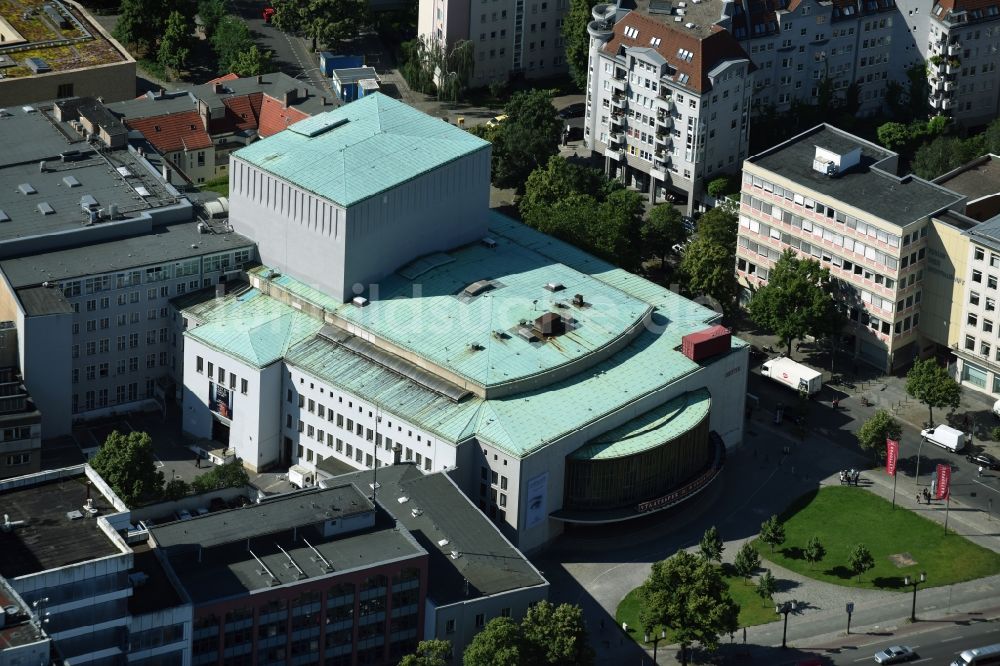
[
  {"left": 644, "top": 628, "right": 667, "bottom": 664},
  {"left": 903, "top": 572, "right": 926, "bottom": 622},
  {"left": 775, "top": 600, "right": 798, "bottom": 649},
  {"left": 914, "top": 436, "right": 926, "bottom": 486}
]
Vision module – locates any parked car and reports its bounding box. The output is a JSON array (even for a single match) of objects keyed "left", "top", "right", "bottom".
[
  {"left": 966, "top": 451, "right": 1000, "bottom": 470},
  {"left": 874, "top": 645, "right": 917, "bottom": 664},
  {"left": 486, "top": 114, "right": 508, "bottom": 128},
  {"left": 175, "top": 509, "right": 193, "bottom": 521},
  {"left": 671, "top": 243, "right": 687, "bottom": 255},
  {"left": 558, "top": 103, "right": 585, "bottom": 119},
  {"left": 262, "top": 6, "right": 275, "bottom": 22}
]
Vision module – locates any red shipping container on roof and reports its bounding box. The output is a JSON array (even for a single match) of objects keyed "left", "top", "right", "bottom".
[{"left": 682, "top": 325, "right": 731, "bottom": 361}]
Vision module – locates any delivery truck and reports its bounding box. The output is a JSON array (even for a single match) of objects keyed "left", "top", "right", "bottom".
[
  {"left": 920, "top": 424, "right": 966, "bottom": 453},
  {"left": 760, "top": 356, "right": 824, "bottom": 396}
]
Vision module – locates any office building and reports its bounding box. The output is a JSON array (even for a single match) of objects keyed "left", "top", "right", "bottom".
[
  {"left": 0, "top": 323, "right": 42, "bottom": 480},
  {"left": 178, "top": 92, "right": 746, "bottom": 552},
  {"left": 105, "top": 74, "right": 331, "bottom": 185},
  {"left": 0, "top": 0, "right": 135, "bottom": 106},
  {"left": 0, "top": 101, "right": 255, "bottom": 437},
  {"left": 417, "top": 0, "right": 569, "bottom": 87},
  {"left": 318, "top": 464, "right": 548, "bottom": 658},
  {"left": 0, "top": 575, "right": 51, "bottom": 665},
  {"left": 583, "top": 4, "right": 753, "bottom": 212}
]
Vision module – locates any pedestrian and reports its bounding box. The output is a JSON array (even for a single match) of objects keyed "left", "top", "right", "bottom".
[
  {"left": 917, "top": 493, "right": 922, "bottom": 505},
  {"left": 980, "top": 465, "right": 985, "bottom": 478},
  {"left": 195, "top": 453, "right": 200, "bottom": 468}
]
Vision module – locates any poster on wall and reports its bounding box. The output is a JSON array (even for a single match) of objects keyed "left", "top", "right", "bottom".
[
  {"left": 525, "top": 472, "right": 549, "bottom": 528},
  {"left": 209, "top": 383, "right": 233, "bottom": 419}
]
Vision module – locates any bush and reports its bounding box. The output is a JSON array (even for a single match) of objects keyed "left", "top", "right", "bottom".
[{"left": 991, "top": 426, "right": 1000, "bottom": 442}]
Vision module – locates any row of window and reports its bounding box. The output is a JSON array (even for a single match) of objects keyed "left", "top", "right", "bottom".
[
  {"left": 195, "top": 357, "right": 250, "bottom": 394},
  {"left": 72, "top": 330, "right": 169, "bottom": 358},
  {"left": 74, "top": 307, "right": 170, "bottom": 334},
  {"left": 74, "top": 354, "right": 170, "bottom": 383},
  {"left": 292, "top": 419, "right": 434, "bottom": 473},
  {"left": 73, "top": 380, "right": 154, "bottom": 412},
  {"left": 60, "top": 251, "right": 248, "bottom": 297}
]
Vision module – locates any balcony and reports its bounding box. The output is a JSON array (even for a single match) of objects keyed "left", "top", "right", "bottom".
[
  {"left": 944, "top": 80, "right": 956, "bottom": 92},
  {"left": 658, "top": 88, "right": 672, "bottom": 102},
  {"left": 942, "top": 98, "right": 954, "bottom": 110},
  {"left": 656, "top": 114, "right": 673, "bottom": 130},
  {"left": 608, "top": 132, "right": 624, "bottom": 147},
  {"left": 945, "top": 63, "right": 959, "bottom": 74},
  {"left": 947, "top": 43, "right": 961, "bottom": 56},
  {"left": 611, "top": 92, "right": 625, "bottom": 108},
  {"left": 929, "top": 95, "right": 941, "bottom": 109},
  {"left": 611, "top": 72, "right": 626, "bottom": 90}
]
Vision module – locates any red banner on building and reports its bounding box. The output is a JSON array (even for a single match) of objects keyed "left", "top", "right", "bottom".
[
  {"left": 886, "top": 438, "right": 899, "bottom": 476},
  {"left": 936, "top": 463, "right": 951, "bottom": 500}
]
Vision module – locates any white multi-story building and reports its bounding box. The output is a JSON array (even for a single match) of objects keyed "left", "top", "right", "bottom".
[
  {"left": 584, "top": 4, "right": 753, "bottom": 212},
  {"left": 418, "top": 0, "right": 569, "bottom": 87}
]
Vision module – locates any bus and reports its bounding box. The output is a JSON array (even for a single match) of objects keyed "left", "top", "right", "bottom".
[{"left": 952, "top": 643, "right": 1000, "bottom": 666}]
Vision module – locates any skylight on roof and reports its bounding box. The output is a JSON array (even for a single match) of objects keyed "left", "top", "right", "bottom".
[
  {"left": 678, "top": 73, "right": 690, "bottom": 83},
  {"left": 37, "top": 202, "right": 54, "bottom": 215},
  {"left": 623, "top": 26, "right": 640, "bottom": 38},
  {"left": 677, "top": 48, "right": 694, "bottom": 62},
  {"left": 0, "top": 210, "right": 9, "bottom": 223},
  {"left": 650, "top": 36, "right": 662, "bottom": 46},
  {"left": 18, "top": 183, "right": 36, "bottom": 195},
  {"left": 63, "top": 176, "right": 80, "bottom": 187}
]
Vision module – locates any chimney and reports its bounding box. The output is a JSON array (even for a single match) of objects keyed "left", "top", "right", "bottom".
[
  {"left": 256, "top": 74, "right": 263, "bottom": 84},
  {"left": 198, "top": 99, "right": 210, "bottom": 132},
  {"left": 283, "top": 88, "right": 297, "bottom": 107},
  {"left": 213, "top": 81, "right": 223, "bottom": 94}
]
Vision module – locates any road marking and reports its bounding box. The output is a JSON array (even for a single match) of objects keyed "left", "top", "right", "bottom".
[
  {"left": 972, "top": 478, "right": 1000, "bottom": 496},
  {"left": 942, "top": 635, "right": 963, "bottom": 642},
  {"left": 912, "top": 658, "right": 932, "bottom": 664},
  {"left": 853, "top": 657, "right": 871, "bottom": 663}
]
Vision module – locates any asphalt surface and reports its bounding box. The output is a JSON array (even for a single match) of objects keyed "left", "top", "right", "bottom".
[{"left": 828, "top": 613, "right": 1000, "bottom": 665}]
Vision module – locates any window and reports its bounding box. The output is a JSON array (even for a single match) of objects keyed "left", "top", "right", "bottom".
[
  {"left": 241, "top": 379, "right": 248, "bottom": 394},
  {"left": 970, "top": 313, "right": 980, "bottom": 327},
  {"left": 971, "top": 291, "right": 981, "bottom": 306},
  {"left": 475, "top": 614, "right": 485, "bottom": 628},
  {"left": 56, "top": 83, "right": 74, "bottom": 98},
  {"left": 446, "top": 619, "right": 456, "bottom": 634},
  {"left": 973, "top": 270, "right": 983, "bottom": 283},
  {"left": 966, "top": 335, "right": 976, "bottom": 350}
]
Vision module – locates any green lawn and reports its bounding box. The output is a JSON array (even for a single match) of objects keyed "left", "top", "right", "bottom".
[
  {"left": 615, "top": 569, "right": 776, "bottom": 646},
  {"left": 754, "top": 486, "right": 1000, "bottom": 590},
  {"left": 200, "top": 176, "right": 229, "bottom": 197}
]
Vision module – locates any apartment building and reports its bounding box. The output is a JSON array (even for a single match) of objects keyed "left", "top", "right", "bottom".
[
  {"left": 737, "top": 124, "right": 964, "bottom": 372},
  {"left": 0, "top": 323, "right": 42, "bottom": 480},
  {"left": 0, "top": 101, "right": 255, "bottom": 437},
  {"left": 584, "top": 6, "right": 753, "bottom": 213},
  {"left": 0, "top": 576, "right": 51, "bottom": 666},
  {"left": 417, "top": 0, "right": 569, "bottom": 86},
  {"left": 925, "top": 0, "right": 1000, "bottom": 126}
]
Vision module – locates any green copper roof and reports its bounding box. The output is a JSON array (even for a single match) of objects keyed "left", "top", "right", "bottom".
[
  {"left": 233, "top": 93, "right": 490, "bottom": 207},
  {"left": 183, "top": 288, "right": 323, "bottom": 368},
  {"left": 569, "top": 389, "right": 711, "bottom": 461}
]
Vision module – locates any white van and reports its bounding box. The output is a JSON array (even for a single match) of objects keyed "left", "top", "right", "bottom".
[
  {"left": 920, "top": 424, "right": 966, "bottom": 453},
  {"left": 951, "top": 643, "right": 1000, "bottom": 666}
]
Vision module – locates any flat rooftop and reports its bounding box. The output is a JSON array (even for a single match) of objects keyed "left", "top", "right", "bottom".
[
  {"left": 154, "top": 486, "right": 425, "bottom": 603},
  {"left": 233, "top": 92, "right": 490, "bottom": 207},
  {"left": 0, "top": 581, "right": 41, "bottom": 650},
  {"left": 0, "top": 221, "right": 253, "bottom": 288},
  {"left": 749, "top": 125, "right": 964, "bottom": 227},
  {"left": 0, "top": 0, "right": 129, "bottom": 79},
  {"left": 935, "top": 155, "right": 1000, "bottom": 201},
  {"left": 0, "top": 475, "right": 123, "bottom": 578},
  {"left": 965, "top": 214, "right": 1000, "bottom": 252},
  {"left": 325, "top": 465, "right": 546, "bottom": 605},
  {"left": 0, "top": 106, "right": 181, "bottom": 245},
  {"left": 128, "top": 543, "right": 184, "bottom": 615}
]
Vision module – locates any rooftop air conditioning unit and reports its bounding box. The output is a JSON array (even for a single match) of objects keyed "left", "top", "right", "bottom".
[{"left": 352, "top": 296, "right": 369, "bottom": 307}]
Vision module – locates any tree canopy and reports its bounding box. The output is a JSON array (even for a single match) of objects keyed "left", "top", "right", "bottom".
[
  {"left": 732, "top": 542, "right": 760, "bottom": 584},
  {"left": 271, "top": 0, "right": 368, "bottom": 49},
  {"left": 191, "top": 459, "right": 250, "bottom": 493},
  {"left": 804, "top": 536, "right": 826, "bottom": 570},
  {"left": 230, "top": 44, "right": 274, "bottom": 77},
  {"left": 519, "top": 155, "right": 617, "bottom": 225},
  {"left": 463, "top": 602, "right": 592, "bottom": 666},
  {"left": 212, "top": 16, "right": 254, "bottom": 74},
  {"left": 113, "top": 0, "right": 174, "bottom": 53},
  {"left": 848, "top": 543, "right": 875, "bottom": 582},
  {"left": 492, "top": 90, "right": 562, "bottom": 189},
  {"left": 759, "top": 515, "right": 786, "bottom": 553},
  {"left": 399, "top": 639, "right": 452, "bottom": 666},
  {"left": 639, "top": 550, "right": 738, "bottom": 665},
  {"left": 89, "top": 430, "right": 164, "bottom": 507},
  {"left": 197, "top": 0, "right": 227, "bottom": 38},
  {"left": 158, "top": 11, "right": 193, "bottom": 77},
  {"left": 698, "top": 525, "right": 724, "bottom": 563},
  {"left": 905, "top": 358, "right": 961, "bottom": 426},
  {"left": 747, "top": 250, "right": 843, "bottom": 357},
  {"left": 679, "top": 207, "right": 739, "bottom": 317},
  {"left": 755, "top": 569, "right": 777, "bottom": 606},
  {"left": 642, "top": 204, "right": 688, "bottom": 265},
  {"left": 856, "top": 409, "right": 902, "bottom": 463},
  {"left": 564, "top": 0, "right": 598, "bottom": 88}
]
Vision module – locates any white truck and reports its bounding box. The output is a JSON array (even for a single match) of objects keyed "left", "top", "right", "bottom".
[
  {"left": 920, "top": 424, "right": 966, "bottom": 453},
  {"left": 760, "top": 356, "right": 824, "bottom": 396}
]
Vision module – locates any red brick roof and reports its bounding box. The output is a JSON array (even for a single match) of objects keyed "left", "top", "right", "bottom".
[
  {"left": 604, "top": 12, "right": 752, "bottom": 94},
  {"left": 257, "top": 95, "right": 310, "bottom": 137},
  {"left": 932, "top": 0, "right": 1000, "bottom": 22},
  {"left": 209, "top": 92, "right": 264, "bottom": 134},
  {"left": 206, "top": 73, "right": 240, "bottom": 85},
  {"left": 125, "top": 111, "right": 213, "bottom": 153}
]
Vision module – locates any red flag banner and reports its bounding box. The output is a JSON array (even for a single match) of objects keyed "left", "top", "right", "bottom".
[
  {"left": 936, "top": 463, "right": 951, "bottom": 500},
  {"left": 886, "top": 438, "right": 899, "bottom": 477}
]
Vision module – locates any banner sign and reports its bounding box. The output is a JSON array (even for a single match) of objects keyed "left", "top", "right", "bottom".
[
  {"left": 935, "top": 463, "right": 951, "bottom": 500},
  {"left": 209, "top": 382, "right": 233, "bottom": 419},
  {"left": 525, "top": 472, "right": 549, "bottom": 528},
  {"left": 886, "top": 438, "right": 899, "bottom": 476}
]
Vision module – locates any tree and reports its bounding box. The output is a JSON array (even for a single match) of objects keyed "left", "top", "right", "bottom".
[
  {"left": 856, "top": 409, "right": 902, "bottom": 464},
  {"left": 519, "top": 155, "right": 616, "bottom": 226},
  {"left": 463, "top": 602, "right": 593, "bottom": 666},
  {"left": 520, "top": 601, "right": 594, "bottom": 666},
  {"left": 755, "top": 569, "right": 777, "bottom": 606},
  {"left": 114, "top": 0, "right": 172, "bottom": 53},
  {"left": 698, "top": 525, "right": 724, "bottom": 563},
  {"left": 231, "top": 44, "right": 274, "bottom": 77},
  {"left": 492, "top": 90, "right": 562, "bottom": 189},
  {"left": 271, "top": 0, "right": 368, "bottom": 49},
  {"left": 732, "top": 542, "right": 761, "bottom": 583},
  {"left": 89, "top": 430, "right": 164, "bottom": 507},
  {"left": 191, "top": 459, "right": 249, "bottom": 493},
  {"left": 564, "top": 0, "right": 598, "bottom": 88},
  {"left": 163, "top": 478, "right": 191, "bottom": 501},
  {"left": 759, "top": 515, "right": 786, "bottom": 553},
  {"left": 877, "top": 121, "right": 911, "bottom": 151},
  {"left": 197, "top": 0, "right": 227, "bottom": 38},
  {"left": 804, "top": 536, "right": 826, "bottom": 570},
  {"left": 212, "top": 16, "right": 254, "bottom": 74},
  {"left": 589, "top": 189, "right": 644, "bottom": 271},
  {"left": 399, "top": 639, "right": 452, "bottom": 666},
  {"left": 848, "top": 543, "right": 875, "bottom": 582},
  {"left": 679, "top": 207, "right": 739, "bottom": 317},
  {"left": 639, "top": 551, "right": 738, "bottom": 665},
  {"left": 905, "top": 358, "right": 961, "bottom": 426},
  {"left": 747, "top": 250, "right": 841, "bottom": 358},
  {"left": 706, "top": 175, "right": 737, "bottom": 199},
  {"left": 463, "top": 616, "right": 522, "bottom": 666},
  {"left": 642, "top": 204, "right": 687, "bottom": 265},
  {"left": 911, "top": 135, "right": 979, "bottom": 179},
  {"left": 158, "top": 11, "right": 193, "bottom": 77}
]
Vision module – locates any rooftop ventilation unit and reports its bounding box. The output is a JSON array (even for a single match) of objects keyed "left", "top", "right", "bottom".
[
  {"left": 685, "top": 21, "right": 695, "bottom": 27},
  {"left": 410, "top": 507, "right": 423, "bottom": 517},
  {"left": 352, "top": 296, "right": 369, "bottom": 307},
  {"left": 573, "top": 293, "right": 586, "bottom": 307},
  {"left": 37, "top": 202, "right": 54, "bottom": 215},
  {"left": 464, "top": 280, "right": 494, "bottom": 297},
  {"left": 24, "top": 57, "right": 50, "bottom": 73},
  {"left": 812, "top": 144, "right": 861, "bottom": 176},
  {"left": 534, "top": 312, "right": 566, "bottom": 337},
  {"left": 517, "top": 326, "right": 538, "bottom": 342},
  {"left": 18, "top": 183, "right": 35, "bottom": 195},
  {"left": 397, "top": 496, "right": 409, "bottom": 503},
  {"left": 437, "top": 538, "right": 450, "bottom": 547},
  {"left": 63, "top": 176, "right": 80, "bottom": 187},
  {"left": 450, "top": 550, "right": 462, "bottom": 560},
  {"left": 544, "top": 282, "right": 565, "bottom": 292}
]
